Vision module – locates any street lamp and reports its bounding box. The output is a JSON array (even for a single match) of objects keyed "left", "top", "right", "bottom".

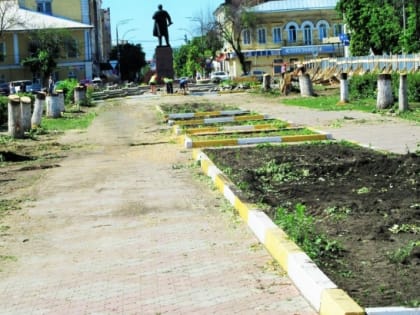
[{"left": 116, "top": 18, "right": 133, "bottom": 81}]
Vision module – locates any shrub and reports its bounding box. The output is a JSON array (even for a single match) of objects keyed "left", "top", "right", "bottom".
[
  {"left": 55, "top": 79, "right": 78, "bottom": 105},
  {"left": 349, "top": 73, "right": 377, "bottom": 99},
  {"left": 0, "top": 96, "right": 7, "bottom": 125}
]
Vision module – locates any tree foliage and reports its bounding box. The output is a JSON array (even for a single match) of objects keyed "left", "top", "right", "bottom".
[
  {"left": 21, "top": 29, "right": 73, "bottom": 85},
  {"left": 214, "top": 0, "right": 259, "bottom": 74},
  {"left": 337, "top": 0, "right": 420, "bottom": 55},
  {"left": 109, "top": 43, "right": 146, "bottom": 82}
]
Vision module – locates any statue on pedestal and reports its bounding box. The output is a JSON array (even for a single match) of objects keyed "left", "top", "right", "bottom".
[{"left": 152, "top": 4, "right": 173, "bottom": 47}]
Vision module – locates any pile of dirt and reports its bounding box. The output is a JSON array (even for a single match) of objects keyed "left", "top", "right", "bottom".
[{"left": 204, "top": 142, "right": 420, "bottom": 307}]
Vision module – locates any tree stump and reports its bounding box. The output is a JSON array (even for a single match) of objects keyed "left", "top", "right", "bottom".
[
  {"left": 74, "top": 85, "right": 87, "bottom": 109},
  {"left": 8, "top": 95, "right": 24, "bottom": 138},
  {"left": 32, "top": 92, "right": 46, "bottom": 128},
  {"left": 399, "top": 73, "right": 409, "bottom": 112},
  {"left": 56, "top": 90, "right": 65, "bottom": 113},
  {"left": 20, "top": 96, "right": 32, "bottom": 132},
  {"left": 339, "top": 73, "right": 349, "bottom": 104},
  {"left": 298, "top": 73, "right": 314, "bottom": 96},
  {"left": 46, "top": 93, "right": 61, "bottom": 118},
  {"left": 377, "top": 74, "right": 393, "bottom": 109},
  {"left": 262, "top": 74, "right": 271, "bottom": 91}
]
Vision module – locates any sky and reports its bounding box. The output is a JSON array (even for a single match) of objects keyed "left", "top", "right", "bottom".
[{"left": 101, "top": 0, "right": 222, "bottom": 60}]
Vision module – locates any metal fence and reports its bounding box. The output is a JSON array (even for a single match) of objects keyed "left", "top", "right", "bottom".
[{"left": 304, "top": 54, "right": 420, "bottom": 73}]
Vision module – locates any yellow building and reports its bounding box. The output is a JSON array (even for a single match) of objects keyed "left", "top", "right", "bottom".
[
  {"left": 0, "top": 0, "right": 111, "bottom": 85},
  {"left": 216, "top": 0, "right": 344, "bottom": 78}
]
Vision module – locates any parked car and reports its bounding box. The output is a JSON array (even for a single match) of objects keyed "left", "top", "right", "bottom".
[
  {"left": 0, "top": 82, "right": 10, "bottom": 96},
  {"left": 27, "top": 82, "right": 42, "bottom": 93},
  {"left": 242, "top": 70, "right": 266, "bottom": 83},
  {"left": 210, "top": 71, "right": 229, "bottom": 83},
  {"left": 9, "top": 80, "right": 33, "bottom": 93}
]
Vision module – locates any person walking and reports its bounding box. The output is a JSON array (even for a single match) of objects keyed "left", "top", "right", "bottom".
[{"left": 152, "top": 4, "right": 173, "bottom": 47}]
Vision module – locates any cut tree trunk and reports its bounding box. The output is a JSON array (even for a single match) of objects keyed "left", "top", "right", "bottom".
[
  {"left": 31, "top": 92, "right": 46, "bottom": 128},
  {"left": 46, "top": 93, "right": 61, "bottom": 118},
  {"left": 299, "top": 74, "right": 314, "bottom": 96},
  {"left": 8, "top": 95, "right": 24, "bottom": 138},
  {"left": 20, "top": 96, "right": 32, "bottom": 132},
  {"left": 262, "top": 74, "right": 271, "bottom": 91},
  {"left": 399, "top": 73, "right": 409, "bottom": 112},
  {"left": 339, "top": 73, "right": 349, "bottom": 103},
  {"left": 377, "top": 74, "right": 393, "bottom": 109}
]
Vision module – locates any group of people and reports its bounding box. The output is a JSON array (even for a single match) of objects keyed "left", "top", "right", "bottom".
[{"left": 149, "top": 73, "right": 188, "bottom": 95}]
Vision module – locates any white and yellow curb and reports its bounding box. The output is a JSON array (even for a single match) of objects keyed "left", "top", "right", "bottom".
[
  {"left": 193, "top": 149, "right": 364, "bottom": 315},
  {"left": 184, "top": 132, "right": 332, "bottom": 149}
]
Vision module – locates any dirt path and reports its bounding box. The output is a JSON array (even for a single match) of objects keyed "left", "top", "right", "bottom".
[{"left": 0, "top": 95, "right": 316, "bottom": 314}]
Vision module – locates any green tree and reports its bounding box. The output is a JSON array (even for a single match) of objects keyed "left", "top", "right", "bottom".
[
  {"left": 21, "top": 28, "right": 73, "bottom": 86},
  {"left": 336, "top": 0, "right": 420, "bottom": 55},
  {"left": 109, "top": 43, "right": 146, "bottom": 82},
  {"left": 214, "top": 0, "right": 259, "bottom": 74}
]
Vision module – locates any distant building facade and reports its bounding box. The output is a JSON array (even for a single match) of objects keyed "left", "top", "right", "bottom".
[
  {"left": 215, "top": 0, "right": 344, "bottom": 77},
  {"left": 0, "top": 0, "right": 111, "bottom": 84}
]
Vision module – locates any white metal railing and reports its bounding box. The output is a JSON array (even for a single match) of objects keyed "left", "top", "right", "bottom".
[{"left": 304, "top": 54, "right": 420, "bottom": 73}]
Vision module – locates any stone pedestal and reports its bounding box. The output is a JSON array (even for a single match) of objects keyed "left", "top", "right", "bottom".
[{"left": 155, "top": 46, "right": 174, "bottom": 80}]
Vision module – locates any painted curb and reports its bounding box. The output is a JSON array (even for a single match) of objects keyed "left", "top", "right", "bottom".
[
  {"left": 184, "top": 132, "right": 332, "bottom": 148},
  {"left": 193, "top": 149, "right": 364, "bottom": 315}
]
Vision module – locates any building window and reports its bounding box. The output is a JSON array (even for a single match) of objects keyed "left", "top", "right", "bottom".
[
  {"left": 37, "top": 0, "right": 52, "bottom": 15},
  {"left": 257, "top": 28, "right": 266, "bottom": 44},
  {"left": 303, "top": 25, "right": 312, "bottom": 45},
  {"left": 242, "top": 29, "right": 251, "bottom": 45},
  {"left": 0, "top": 43, "right": 5, "bottom": 62},
  {"left": 65, "top": 39, "right": 78, "bottom": 58},
  {"left": 288, "top": 25, "right": 296, "bottom": 43},
  {"left": 319, "top": 23, "right": 328, "bottom": 40},
  {"left": 272, "top": 27, "right": 282, "bottom": 44},
  {"left": 334, "top": 24, "right": 343, "bottom": 37}
]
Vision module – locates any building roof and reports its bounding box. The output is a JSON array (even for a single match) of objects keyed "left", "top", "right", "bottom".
[
  {"left": 251, "top": 0, "right": 338, "bottom": 12},
  {"left": 4, "top": 2, "right": 92, "bottom": 31}
]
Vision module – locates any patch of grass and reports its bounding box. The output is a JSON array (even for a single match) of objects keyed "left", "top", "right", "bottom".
[
  {"left": 0, "top": 199, "right": 22, "bottom": 218},
  {"left": 0, "top": 255, "right": 17, "bottom": 262},
  {"left": 282, "top": 95, "right": 376, "bottom": 112},
  {"left": 41, "top": 111, "right": 96, "bottom": 131}
]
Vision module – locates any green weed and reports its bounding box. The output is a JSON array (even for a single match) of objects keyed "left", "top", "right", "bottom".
[
  {"left": 275, "top": 203, "right": 342, "bottom": 261},
  {"left": 387, "top": 241, "right": 420, "bottom": 264}
]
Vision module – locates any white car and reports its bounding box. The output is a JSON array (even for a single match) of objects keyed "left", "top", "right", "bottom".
[{"left": 210, "top": 71, "right": 229, "bottom": 82}]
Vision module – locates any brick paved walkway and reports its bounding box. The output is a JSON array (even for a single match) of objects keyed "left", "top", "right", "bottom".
[{"left": 0, "top": 97, "right": 316, "bottom": 314}]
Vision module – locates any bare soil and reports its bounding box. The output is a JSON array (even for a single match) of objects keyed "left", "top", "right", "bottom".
[{"left": 204, "top": 143, "right": 420, "bottom": 307}]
